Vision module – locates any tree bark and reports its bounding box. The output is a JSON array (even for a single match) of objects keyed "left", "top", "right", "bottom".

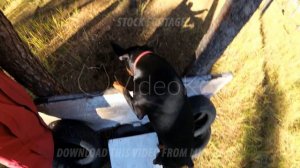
[
  {"left": 0, "top": 11, "right": 66, "bottom": 97},
  {"left": 187, "top": 0, "right": 263, "bottom": 75}
]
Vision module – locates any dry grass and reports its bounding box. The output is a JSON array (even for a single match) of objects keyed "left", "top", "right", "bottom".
[
  {"left": 1, "top": 0, "right": 300, "bottom": 167},
  {"left": 196, "top": 1, "right": 300, "bottom": 167},
  {"left": 3, "top": 0, "right": 118, "bottom": 64}
]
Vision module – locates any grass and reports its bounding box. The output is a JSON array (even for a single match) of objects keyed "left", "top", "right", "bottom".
[
  {"left": 2, "top": 0, "right": 78, "bottom": 65},
  {"left": 16, "top": 8, "right": 73, "bottom": 59},
  {"left": 2, "top": 0, "right": 116, "bottom": 69},
  {"left": 1, "top": 0, "right": 300, "bottom": 167},
  {"left": 136, "top": 0, "right": 151, "bottom": 15},
  {"left": 196, "top": 1, "right": 300, "bottom": 167}
]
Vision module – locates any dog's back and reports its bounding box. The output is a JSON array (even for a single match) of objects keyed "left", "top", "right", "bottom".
[
  {"left": 133, "top": 54, "right": 194, "bottom": 167},
  {"left": 111, "top": 43, "right": 195, "bottom": 167}
]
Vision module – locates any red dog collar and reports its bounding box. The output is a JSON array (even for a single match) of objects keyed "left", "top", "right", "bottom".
[{"left": 133, "top": 51, "right": 152, "bottom": 73}]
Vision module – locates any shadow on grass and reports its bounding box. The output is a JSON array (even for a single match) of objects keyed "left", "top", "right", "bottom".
[
  {"left": 46, "top": 0, "right": 123, "bottom": 93},
  {"left": 14, "top": 0, "right": 96, "bottom": 25},
  {"left": 241, "top": 65, "right": 283, "bottom": 168},
  {"left": 45, "top": 0, "right": 219, "bottom": 93},
  {"left": 186, "top": 0, "right": 263, "bottom": 75},
  {"left": 146, "top": 0, "right": 217, "bottom": 75},
  {"left": 37, "top": 0, "right": 95, "bottom": 14}
]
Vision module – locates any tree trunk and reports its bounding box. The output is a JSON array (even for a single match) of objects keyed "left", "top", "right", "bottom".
[
  {"left": 0, "top": 11, "right": 66, "bottom": 97},
  {"left": 187, "top": 0, "right": 263, "bottom": 75}
]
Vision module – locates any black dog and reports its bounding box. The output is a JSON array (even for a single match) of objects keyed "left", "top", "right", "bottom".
[{"left": 112, "top": 43, "right": 194, "bottom": 168}]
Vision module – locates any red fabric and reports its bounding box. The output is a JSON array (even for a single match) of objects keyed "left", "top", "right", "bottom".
[{"left": 0, "top": 71, "right": 54, "bottom": 168}]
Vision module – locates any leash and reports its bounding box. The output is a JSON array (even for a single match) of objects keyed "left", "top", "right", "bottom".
[{"left": 133, "top": 51, "right": 152, "bottom": 73}]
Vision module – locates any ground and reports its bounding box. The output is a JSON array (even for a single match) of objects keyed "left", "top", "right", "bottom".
[{"left": 1, "top": 0, "right": 300, "bottom": 167}]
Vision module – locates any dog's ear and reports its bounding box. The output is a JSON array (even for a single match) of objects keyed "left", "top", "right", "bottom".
[
  {"left": 111, "top": 42, "right": 126, "bottom": 56},
  {"left": 111, "top": 42, "right": 130, "bottom": 61}
]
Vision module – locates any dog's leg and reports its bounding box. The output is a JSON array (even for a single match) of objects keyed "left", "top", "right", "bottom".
[
  {"left": 120, "top": 89, "right": 144, "bottom": 120},
  {"left": 114, "top": 81, "right": 145, "bottom": 119},
  {"left": 113, "top": 81, "right": 126, "bottom": 92},
  {"left": 122, "top": 88, "right": 134, "bottom": 109},
  {"left": 113, "top": 81, "right": 135, "bottom": 113}
]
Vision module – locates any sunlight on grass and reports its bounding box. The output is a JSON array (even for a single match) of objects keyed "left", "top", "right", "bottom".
[
  {"left": 3, "top": 0, "right": 78, "bottom": 63},
  {"left": 2, "top": 0, "right": 119, "bottom": 68},
  {"left": 15, "top": 7, "right": 71, "bottom": 58},
  {"left": 198, "top": 1, "right": 300, "bottom": 167}
]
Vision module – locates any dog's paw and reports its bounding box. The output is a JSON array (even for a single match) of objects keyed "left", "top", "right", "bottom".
[
  {"left": 153, "top": 157, "right": 162, "bottom": 165},
  {"left": 113, "top": 81, "right": 125, "bottom": 92},
  {"left": 157, "top": 144, "right": 165, "bottom": 150}
]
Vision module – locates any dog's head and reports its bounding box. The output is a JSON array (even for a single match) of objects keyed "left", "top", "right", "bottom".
[{"left": 111, "top": 42, "right": 152, "bottom": 76}]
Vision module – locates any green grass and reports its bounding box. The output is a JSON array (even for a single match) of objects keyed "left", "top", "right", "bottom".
[
  {"left": 16, "top": 6, "right": 78, "bottom": 60},
  {"left": 16, "top": 8, "right": 72, "bottom": 55}
]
